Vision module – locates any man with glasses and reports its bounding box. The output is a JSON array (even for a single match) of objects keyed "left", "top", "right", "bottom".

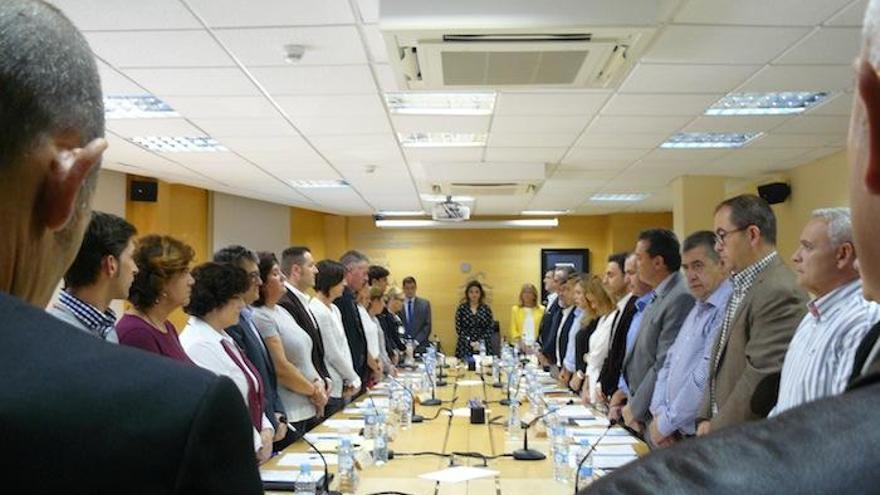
[
  {"left": 696, "top": 194, "right": 808, "bottom": 436},
  {"left": 215, "top": 245, "right": 291, "bottom": 450}
]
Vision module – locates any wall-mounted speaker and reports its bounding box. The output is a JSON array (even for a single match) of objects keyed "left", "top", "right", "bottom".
[
  {"left": 757, "top": 182, "right": 791, "bottom": 205},
  {"left": 130, "top": 180, "right": 158, "bottom": 202}
]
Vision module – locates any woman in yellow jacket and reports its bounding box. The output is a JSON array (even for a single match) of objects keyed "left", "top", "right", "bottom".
[{"left": 509, "top": 283, "right": 544, "bottom": 349}]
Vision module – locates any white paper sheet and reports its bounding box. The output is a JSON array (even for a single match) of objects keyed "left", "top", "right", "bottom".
[
  {"left": 455, "top": 379, "right": 484, "bottom": 386},
  {"left": 320, "top": 419, "right": 364, "bottom": 430},
  {"left": 595, "top": 445, "right": 637, "bottom": 456},
  {"left": 573, "top": 418, "right": 611, "bottom": 427},
  {"left": 556, "top": 405, "right": 595, "bottom": 419},
  {"left": 592, "top": 455, "right": 637, "bottom": 469},
  {"left": 418, "top": 466, "right": 500, "bottom": 484},
  {"left": 277, "top": 453, "right": 339, "bottom": 467},
  {"left": 260, "top": 469, "right": 323, "bottom": 483}
]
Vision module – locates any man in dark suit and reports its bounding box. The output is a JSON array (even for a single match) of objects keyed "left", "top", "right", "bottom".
[
  {"left": 335, "top": 250, "right": 371, "bottom": 389},
  {"left": 215, "top": 245, "right": 293, "bottom": 449},
  {"left": 538, "top": 265, "right": 574, "bottom": 367},
  {"left": 399, "top": 276, "right": 433, "bottom": 353},
  {"left": 597, "top": 253, "right": 640, "bottom": 400},
  {"left": 616, "top": 230, "right": 695, "bottom": 435},
  {"left": 0, "top": 2, "right": 261, "bottom": 492},
  {"left": 278, "top": 246, "right": 333, "bottom": 414}
]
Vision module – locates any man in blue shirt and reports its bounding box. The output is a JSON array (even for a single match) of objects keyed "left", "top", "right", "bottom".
[{"left": 648, "top": 231, "right": 732, "bottom": 448}]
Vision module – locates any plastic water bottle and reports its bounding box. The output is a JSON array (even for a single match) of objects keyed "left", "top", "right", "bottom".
[
  {"left": 507, "top": 400, "right": 522, "bottom": 440},
  {"left": 492, "top": 358, "right": 501, "bottom": 384},
  {"left": 544, "top": 404, "right": 561, "bottom": 433},
  {"left": 383, "top": 407, "right": 399, "bottom": 442},
  {"left": 569, "top": 437, "right": 590, "bottom": 469},
  {"left": 295, "top": 463, "right": 318, "bottom": 495},
  {"left": 576, "top": 452, "right": 594, "bottom": 491},
  {"left": 363, "top": 408, "right": 378, "bottom": 440},
  {"left": 373, "top": 421, "right": 389, "bottom": 465},
  {"left": 551, "top": 426, "right": 570, "bottom": 483},
  {"left": 399, "top": 389, "right": 413, "bottom": 430},
  {"left": 337, "top": 437, "right": 359, "bottom": 495},
  {"left": 479, "top": 341, "right": 487, "bottom": 363}
]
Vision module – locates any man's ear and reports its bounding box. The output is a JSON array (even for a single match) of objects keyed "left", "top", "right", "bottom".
[
  {"left": 39, "top": 137, "right": 107, "bottom": 231},
  {"left": 858, "top": 60, "right": 880, "bottom": 195}
]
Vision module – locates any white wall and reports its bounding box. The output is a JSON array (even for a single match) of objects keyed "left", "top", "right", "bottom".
[
  {"left": 92, "top": 169, "right": 127, "bottom": 217},
  {"left": 211, "top": 192, "right": 291, "bottom": 257}
]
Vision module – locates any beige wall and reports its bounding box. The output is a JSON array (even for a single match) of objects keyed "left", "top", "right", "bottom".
[{"left": 212, "top": 192, "right": 291, "bottom": 258}]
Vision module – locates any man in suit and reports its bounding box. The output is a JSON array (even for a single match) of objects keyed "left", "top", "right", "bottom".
[
  {"left": 214, "top": 245, "right": 293, "bottom": 449},
  {"left": 335, "top": 250, "right": 371, "bottom": 389},
  {"left": 597, "top": 253, "right": 640, "bottom": 401},
  {"left": 538, "top": 265, "right": 574, "bottom": 367},
  {"left": 0, "top": 1, "right": 261, "bottom": 492},
  {"left": 278, "top": 246, "right": 333, "bottom": 413},
  {"left": 399, "top": 276, "right": 432, "bottom": 353},
  {"left": 696, "top": 194, "right": 808, "bottom": 435},
  {"left": 585, "top": 3, "right": 880, "bottom": 491},
  {"left": 617, "top": 230, "right": 695, "bottom": 434}
]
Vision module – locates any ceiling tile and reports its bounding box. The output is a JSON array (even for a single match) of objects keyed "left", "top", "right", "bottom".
[
  {"left": 638, "top": 148, "right": 732, "bottom": 165},
  {"left": 122, "top": 67, "right": 259, "bottom": 96},
  {"left": 214, "top": 26, "right": 367, "bottom": 67},
  {"left": 258, "top": 161, "right": 341, "bottom": 181},
  {"left": 601, "top": 93, "right": 721, "bottom": 116},
  {"left": 392, "top": 115, "right": 490, "bottom": 133},
  {"left": 644, "top": 26, "right": 809, "bottom": 65},
  {"left": 251, "top": 65, "right": 377, "bottom": 95},
  {"left": 487, "top": 133, "right": 577, "bottom": 147},
  {"left": 750, "top": 133, "right": 845, "bottom": 148},
  {"left": 620, "top": 64, "right": 760, "bottom": 93},
  {"left": 807, "top": 92, "right": 854, "bottom": 116},
  {"left": 826, "top": 0, "right": 869, "bottom": 26},
  {"left": 575, "top": 133, "right": 668, "bottom": 149},
  {"left": 683, "top": 115, "right": 791, "bottom": 133},
  {"left": 737, "top": 65, "right": 855, "bottom": 92},
  {"left": 363, "top": 25, "right": 389, "bottom": 63},
  {"left": 189, "top": 117, "right": 297, "bottom": 138},
  {"left": 472, "top": 196, "right": 534, "bottom": 215},
  {"left": 706, "top": 148, "right": 814, "bottom": 175},
  {"left": 293, "top": 115, "right": 391, "bottom": 135},
  {"left": 404, "top": 148, "right": 484, "bottom": 163},
  {"left": 588, "top": 115, "right": 692, "bottom": 134},
  {"left": 104, "top": 134, "right": 211, "bottom": 181},
  {"left": 771, "top": 115, "right": 851, "bottom": 134},
  {"left": 556, "top": 161, "right": 631, "bottom": 171},
  {"left": 275, "top": 95, "right": 386, "bottom": 118},
  {"left": 551, "top": 170, "right": 620, "bottom": 181},
  {"left": 792, "top": 147, "right": 845, "bottom": 164},
  {"left": 186, "top": 0, "right": 355, "bottom": 27},
  {"left": 775, "top": 27, "right": 862, "bottom": 65},
  {"left": 86, "top": 30, "right": 233, "bottom": 68},
  {"left": 222, "top": 136, "right": 325, "bottom": 161},
  {"left": 484, "top": 147, "right": 567, "bottom": 163},
  {"left": 563, "top": 148, "right": 650, "bottom": 164},
  {"left": 494, "top": 92, "right": 611, "bottom": 116},
  {"left": 673, "top": 0, "right": 852, "bottom": 26},
  {"left": 51, "top": 0, "right": 201, "bottom": 31},
  {"left": 98, "top": 61, "right": 146, "bottom": 96},
  {"left": 107, "top": 118, "right": 206, "bottom": 138},
  {"left": 354, "top": 0, "right": 380, "bottom": 23},
  {"left": 423, "top": 162, "right": 545, "bottom": 182},
  {"left": 162, "top": 96, "right": 280, "bottom": 119},
  {"left": 491, "top": 115, "right": 589, "bottom": 134},
  {"left": 309, "top": 134, "right": 403, "bottom": 164},
  {"left": 373, "top": 63, "right": 399, "bottom": 92}
]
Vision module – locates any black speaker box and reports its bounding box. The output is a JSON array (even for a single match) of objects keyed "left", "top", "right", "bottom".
[
  {"left": 757, "top": 182, "right": 791, "bottom": 205},
  {"left": 130, "top": 180, "right": 158, "bottom": 202}
]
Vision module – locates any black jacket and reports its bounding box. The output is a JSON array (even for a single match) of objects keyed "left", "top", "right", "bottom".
[
  {"left": 226, "top": 312, "right": 285, "bottom": 427},
  {"left": 3, "top": 292, "right": 261, "bottom": 494},
  {"left": 334, "top": 287, "right": 368, "bottom": 380},
  {"left": 278, "top": 287, "right": 331, "bottom": 381},
  {"left": 377, "top": 309, "right": 406, "bottom": 353},
  {"left": 597, "top": 295, "right": 638, "bottom": 397}
]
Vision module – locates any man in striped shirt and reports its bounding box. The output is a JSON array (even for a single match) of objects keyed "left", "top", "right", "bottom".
[{"left": 771, "top": 208, "right": 880, "bottom": 415}]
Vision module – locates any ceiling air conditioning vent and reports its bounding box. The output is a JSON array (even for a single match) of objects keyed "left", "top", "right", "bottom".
[
  {"left": 449, "top": 182, "right": 525, "bottom": 196},
  {"left": 381, "top": 0, "right": 657, "bottom": 90}
]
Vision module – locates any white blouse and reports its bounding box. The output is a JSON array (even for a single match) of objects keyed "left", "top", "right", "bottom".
[
  {"left": 359, "top": 304, "right": 380, "bottom": 359},
  {"left": 179, "top": 317, "right": 272, "bottom": 452},
  {"left": 252, "top": 305, "right": 319, "bottom": 422},
  {"left": 309, "top": 298, "right": 361, "bottom": 398},
  {"left": 585, "top": 311, "right": 617, "bottom": 404}
]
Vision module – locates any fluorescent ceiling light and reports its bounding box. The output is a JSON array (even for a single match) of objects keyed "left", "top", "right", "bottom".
[
  {"left": 420, "top": 194, "right": 475, "bottom": 202},
  {"left": 289, "top": 179, "right": 350, "bottom": 188},
  {"left": 705, "top": 92, "right": 830, "bottom": 116},
  {"left": 590, "top": 193, "right": 649, "bottom": 202},
  {"left": 661, "top": 132, "right": 762, "bottom": 149},
  {"left": 131, "top": 136, "right": 226, "bottom": 152},
  {"left": 522, "top": 209, "right": 571, "bottom": 215},
  {"left": 105, "top": 95, "right": 178, "bottom": 119},
  {"left": 385, "top": 92, "right": 496, "bottom": 116},
  {"left": 377, "top": 210, "right": 427, "bottom": 216},
  {"left": 399, "top": 132, "right": 487, "bottom": 148},
  {"left": 376, "top": 218, "right": 558, "bottom": 229}
]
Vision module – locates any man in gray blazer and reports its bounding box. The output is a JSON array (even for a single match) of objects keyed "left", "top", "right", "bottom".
[
  {"left": 399, "top": 276, "right": 432, "bottom": 352},
  {"left": 619, "top": 229, "right": 695, "bottom": 435}
]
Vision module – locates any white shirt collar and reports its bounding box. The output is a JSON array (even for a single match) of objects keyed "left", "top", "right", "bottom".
[
  {"left": 616, "top": 292, "right": 635, "bottom": 311},
  {"left": 183, "top": 316, "right": 232, "bottom": 345}
]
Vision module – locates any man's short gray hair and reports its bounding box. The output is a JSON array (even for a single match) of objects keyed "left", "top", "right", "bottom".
[
  {"left": 811, "top": 207, "right": 853, "bottom": 249},
  {"left": 339, "top": 250, "right": 369, "bottom": 269}
]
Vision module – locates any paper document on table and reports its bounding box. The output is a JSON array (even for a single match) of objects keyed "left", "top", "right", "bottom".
[
  {"left": 419, "top": 466, "right": 500, "bottom": 484},
  {"left": 321, "top": 419, "right": 363, "bottom": 430},
  {"left": 260, "top": 469, "right": 324, "bottom": 483},
  {"left": 556, "top": 405, "right": 595, "bottom": 419},
  {"left": 303, "top": 432, "right": 362, "bottom": 443},
  {"left": 593, "top": 454, "right": 637, "bottom": 469},
  {"left": 573, "top": 418, "right": 611, "bottom": 427},
  {"left": 455, "top": 379, "right": 484, "bottom": 386},
  {"left": 595, "top": 445, "right": 636, "bottom": 455},
  {"left": 449, "top": 407, "right": 491, "bottom": 417},
  {"left": 277, "top": 452, "right": 338, "bottom": 467}
]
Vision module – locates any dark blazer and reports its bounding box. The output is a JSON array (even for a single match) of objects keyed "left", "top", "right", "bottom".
[
  {"left": 278, "top": 287, "right": 331, "bottom": 381},
  {"left": 699, "top": 256, "right": 808, "bottom": 430},
  {"left": 574, "top": 317, "right": 600, "bottom": 375},
  {"left": 378, "top": 309, "right": 406, "bottom": 353},
  {"left": 334, "top": 287, "right": 368, "bottom": 381},
  {"left": 850, "top": 321, "right": 880, "bottom": 384},
  {"left": 397, "top": 296, "right": 431, "bottom": 351},
  {"left": 598, "top": 294, "right": 638, "bottom": 397},
  {"left": 623, "top": 271, "right": 695, "bottom": 422},
  {"left": 584, "top": 363, "right": 880, "bottom": 495},
  {"left": 226, "top": 312, "right": 285, "bottom": 428},
  {"left": 540, "top": 299, "right": 564, "bottom": 362},
  {"left": 0, "top": 292, "right": 261, "bottom": 494}
]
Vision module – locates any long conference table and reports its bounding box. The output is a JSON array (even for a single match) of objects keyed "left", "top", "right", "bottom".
[{"left": 262, "top": 364, "right": 648, "bottom": 494}]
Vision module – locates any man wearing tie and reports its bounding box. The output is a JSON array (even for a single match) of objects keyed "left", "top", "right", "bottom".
[{"left": 399, "top": 276, "right": 432, "bottom": 353}]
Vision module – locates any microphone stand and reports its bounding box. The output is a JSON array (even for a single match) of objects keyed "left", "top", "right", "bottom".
[
  {"left": 299, "top": 430, "right": 342, "bottom": 495},
  {"left": 421, "top": 368, "right": 442, "bottom": 407},
  {"left": 512, "top": 410, "right": 553, "bottom": 461},
  {"left": 573, "top": 422, "right": 613, "bottom": 493},
  {"left": 387, "top": 374, "right": 424, "bottom": 423},
  {"left": 499, "top": 369, "right": 523, "bottom": 407}
]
